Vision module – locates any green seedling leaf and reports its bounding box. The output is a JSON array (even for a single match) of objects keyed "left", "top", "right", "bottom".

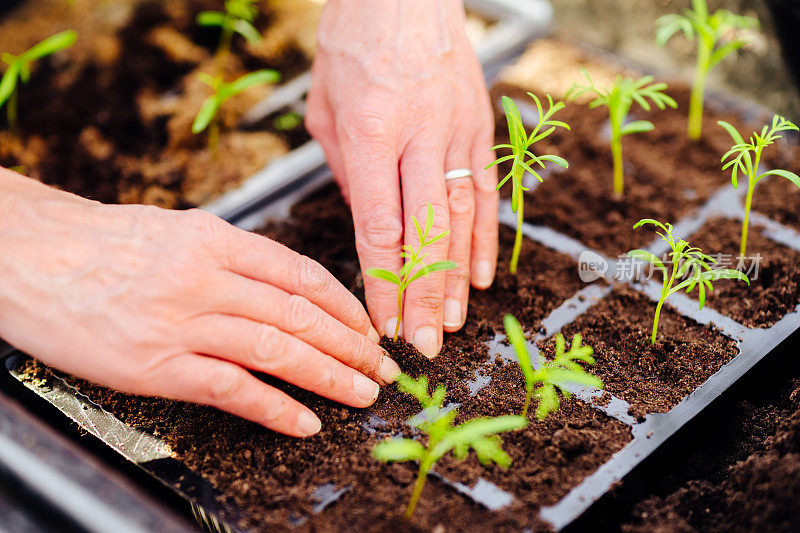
[
  {"left": 503, "top": 315, "right": 602, "bottom": 419},
  {"left": 656, "top": 0, "right": 759, "bottom": 139},
  {"left": 196, "top": 11, "right": 226, "bottom": 27},
  {"left": 719, "top": 116, "right": 799, "bottom": 256},
  {"left": 372, "top": 438, "right": 426, "bottom": 462},
  {"left": 366, "top": 204, "right": 457, "bottom": 341},
  {"left": 567, "top": 71, "right": 675, "bottom": 196},
  {"left": 23, "top": 30, "right": 77, "bottom": 61},
  {"left": 630, "top": 218, "right": 749, "bottom": 343},
  {"left": 192, "top": 69, "right": 279, "bottom": 151},
  {"left": 233, "top": 19, "right": 260, "bottom": 42},
  {"left": 620, "top": 120, "right": 655, "bottom": 136},
  {"left": 192, "top": 97, "right": 221, "bottom": 134},
  {"left": 488, "top": 93, "right": 570, "bottom": 273},
  {"left": 198, "top": 0, "right": 261, "bottom": 57},
  {"left": 0, "top": 30, "right": 76, "bottom": 132},
  {"left": 372, "top": 372, "right": 526, "bottom": 519}
]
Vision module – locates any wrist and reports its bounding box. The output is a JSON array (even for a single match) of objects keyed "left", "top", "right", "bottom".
[{"left": 318, "top": 0, "right": 468, "bottom": 62}]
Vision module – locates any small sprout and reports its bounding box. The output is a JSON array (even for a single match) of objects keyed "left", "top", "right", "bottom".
[
  {"left": 197, "top": 0, "right": 261, "bottom": 59},
  {"left": 366, "top": 204, "right": 457, "bottom": 341},
  {"left": 566, "top": 70, "right": 677, "bottom": 198},
  {"left": 192, "top": 69, "right": 280, "bottom": 155},
  {"left": 628, "top": 219, "right": 749, "bottom": 345},
  {"left": 0, "top": 30, "right": 77, "bottom": 134},
  {"left": 273, "top": 110, "right": 303, "bottom": 131},
  {"left": 503, "top": 314, "right": 602, "bottom": 419},
  {"left": 718, "top": 116, "right": 800, "bottom": 257},
  {"left": 656, "top": 0, "right": 759, "bottom": 140},
  {"left": 372, "top": 373, "right": 526, "bottom": 520},
  {"left": 486, "top": 93, "right": 570, "bottom": 274}
]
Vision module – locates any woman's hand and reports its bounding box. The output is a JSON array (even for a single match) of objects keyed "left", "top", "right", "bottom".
[
  {"left": 0, "top": 169, "right": 399, "bottom": 437},
  {"left": 306, "top": 0, "right": 499, "bottom": 358}
]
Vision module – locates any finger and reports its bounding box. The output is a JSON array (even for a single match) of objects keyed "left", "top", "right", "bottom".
[
  {"left": 470, "top": 121, "right": 499, "bottom": 289},
  {"left": 442, "top": 149, "right": 475, "bottom": 332},
  {"left": 212, "top": 272, "right": 400, "bottom": 384},
  {"left": 185, "top": 314, "right": 381, "bottom": 409},
  {"left": 221, "top": 229, "right": 380, "bottom": 343},
  {"left": 305, "top": 88, "right": 350, "bottom": 203},
  {"left": 337, "top": 118, "right": 404, "bottom": 339},
  {"left": 400, "top": 137, "right": 450, "bottom": 358},
  {"left": 144, "top": 353, "right": 321, "bottom": 437}
]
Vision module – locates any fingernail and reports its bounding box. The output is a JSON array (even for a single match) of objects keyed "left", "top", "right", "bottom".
[
  {"left": 474, "top": 260, "right": 494, "bottom": 289},
  {"left": 384, "top": 317, "right": 402, "bottom": 339},
  {"left": 296, "top": 411, "right": 321, "bottom": 436},
  {"left": 353, "top": 373, "right": 380, "bottom": 405},
  {"left": 413, "top": 327, "right": 439, "bottom": 359},
  {"left": 378, "top": 354, "right": 401, "bottom": 384},
  {"left": 443, "top": 298, "right": 463, "bottom": 329},
  {"left": 367, "top": 325, "right": 381, "bottom": 344}
]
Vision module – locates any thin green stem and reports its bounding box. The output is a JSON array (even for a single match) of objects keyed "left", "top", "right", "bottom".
[
  {"left": 688, "top": 42, "right": 710, "bottom": 141},
  {"left": 652, "top": 262, "right": 678, "bottom": 344},
  {"left": 393, "top": 291, "right": 403, "bottom": 341},
  {"left": 611, "top": 123, "right": 623, "bottom": 198},
  {"left": 651, "top": 300, "right": 664, "bottom": 344},
  {"left": 510, "top": 201, "right": 523, "bottom": 274},
  {"left": 740, "top": 150, "right": 762, "bottom": 258},
  {"left": 404, "top": 459, "right": 430, "bottom": 520}
]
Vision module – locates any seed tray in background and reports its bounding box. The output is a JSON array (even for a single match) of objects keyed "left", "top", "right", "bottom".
[{"left": 200, "top": 0, "right": 555, "bottom": 222}]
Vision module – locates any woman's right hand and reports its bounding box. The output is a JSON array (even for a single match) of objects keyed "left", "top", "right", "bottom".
[{"left": 0, "top": 168, "right": 399, "bottom": 437}]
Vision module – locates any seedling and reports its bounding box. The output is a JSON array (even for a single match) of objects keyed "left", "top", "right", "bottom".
[
  {"left": 273, "top": 110, "right": 303, "bottom": 131},
  {"left": 192, "top": 69, "right": 280, "bottom": 155},
  {"left": 566, "top": 70, "right": 677, "bottom": 198},
  {"left": 628, "top": 219, "right": 749, "bottom": 345},
  {"left": 366, "top": 204, "right": 457, "bottom": 341},
  {"left": 486, "top": 93, "right": 570, "bottom": 273},
  {"left": 0, "top": 30, "right": 77, "bottom": 134},
  {"left": 718, "top": 116, "right": 800, "bottom": 257},
  {"left": 372, "top": 373, "right": 526, "bottom": 519},
  {"left": 197, "top": 0, "right": 261, "bottom": 59},
  {"left": 503, "top": 314, "right": 602, "bottom": 419},
  {"left": 656, "top": 0, "right": 759, "bottom": 140}
]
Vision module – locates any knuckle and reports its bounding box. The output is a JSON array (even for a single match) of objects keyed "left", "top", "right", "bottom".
[
  {"left": 206, "top": 366, "right": 242, "bottom": 405},
  {"left": 448, "top": 265, "right": 471, "bottom": 285},
  {"left": 252, "top": 325, "right": 283, "bottom": 367},
  {"left": 296, "top": 257, "right": 332, "bottom": 296},
  {"left": 183, "top": 208, "right": 222, "bottom": 233},
  {"left": 413, "top": 292, "right": 444, "bottom": 312},
  {"left": 304, "top": 110, "right": 328, "bottom": 138},
  {"left": 286, "top": 294, "right": 319, "bottom": 335},
  {"left": 358, "top": 207, "right": 404, "bottom": 251},
  {"left": 447, "top": 182, "right": 475, "bottom": 216}
]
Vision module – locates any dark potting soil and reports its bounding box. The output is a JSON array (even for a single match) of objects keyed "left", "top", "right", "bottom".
[
  {"left": 439, "top": 362, "right": 632, "bottom": 510},
  {"left": 489, "top": 83, "right": 773, "bottom": 259},
  {"left": 0, "top": 0, "right": 312, "bottom": 208},
  {"left": 549, "top": 285, "right": 739, "bottom": 416},
  {"left": 687, "top": 218, "right": 800, "bottom": 329},
  {"left": 259, "top": 183, "right": 591, "bottom": 334},
  {"left": 752, "top": 171, "right": 800, "bottom": 233}
]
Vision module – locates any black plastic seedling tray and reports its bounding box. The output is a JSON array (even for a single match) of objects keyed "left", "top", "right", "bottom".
[{"left": 5, "top": 37, "right": 800, "bottom": 528}]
